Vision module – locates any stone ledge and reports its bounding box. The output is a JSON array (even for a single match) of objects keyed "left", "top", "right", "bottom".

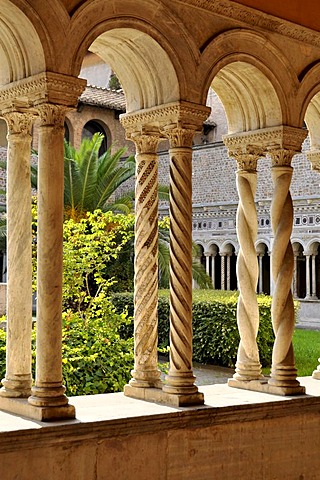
[
  {"left": 228, "top": 377, "right": 306, "bottom": 395},
  {"left": 0, "top": 377, "right": 319, "bottom": 454},
  {"left": 124, "top": 384, "right": 204, "bottom": 406}
]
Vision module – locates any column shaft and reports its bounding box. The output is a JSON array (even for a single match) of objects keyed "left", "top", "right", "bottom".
[
  {"left": 305, "top": 254, "right": 311, "bottom": 298},
  {"left": 221, "top": 254, "right": 225, "bottom": 290},
  {"left": 311, "top": 255, "right": 317, "bottom": 298},
  {"left": 29, "top": 104, "right": 69, "bottom": 407},
  {"left": 226, "top": 255, "right": 231, "bottom": 290},
  {"left": 258, "top": 255, "right": 263, "bottom": 294},
  {"left": 211, "top": 255, "right": 216, "bottom": 289},
  {"left": 129, "top": 133, "right": 161, "bottom": 388},
  {"left": 233, "top": 155, "right": 261, "bottom": 380},
  {"left": 268, "top": 151, "right": 300, "bottom": 389},
  {"left": 0, "top": 111, "right": 34, "bottom": 398},
  {"left": 162, "top": 127, "right": 199, "bottom": 396}
]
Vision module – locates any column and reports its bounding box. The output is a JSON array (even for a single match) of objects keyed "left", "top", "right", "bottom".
[
  {"left": 220, "top": 253, "right": 226, "bottom": 290},
  {"left": 226, "top": 254, "right": 231, "bottom": 290},
  {"left": 292, "top": 251, "right": 298, "bottom": 298},
  {"left": 28, "top": 104, "right": 74, "bottom": 416},
  {"left": 227, "top": 147, "right": 263, "bottom": 381},
  {"left": 205, "top": 252, "right": 210, "bottom": 276},
  {"left": 258, "top": 254, "right": 263, "bottom": 294},
  {"left": 305, "top": 253, "right": 311, "bottom": 299},
  {"left": 211, "top": 253, "right": 216, "bottom": 289},
  {"left": 161, "top": 123, "right": 203, "bottom": 403},
  {"left": 126, "top": 130, "right": 161, "bottom": 389},
  {"left": 268, "top": 147, "right": 303, "bottom": 391},
  {"left": 0, "top": 110, "right": 34, "bottom": 398},
  {"left": 311, "top": 254, "right": 317, "bottom": 299}
]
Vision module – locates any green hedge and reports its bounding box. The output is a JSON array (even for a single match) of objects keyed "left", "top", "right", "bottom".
[{"left": 112, "top": 290, "right": 275, "bottom": 368}]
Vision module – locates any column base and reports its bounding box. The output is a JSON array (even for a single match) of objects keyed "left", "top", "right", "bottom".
[
  {"left": 228, "top": 377, "right": 306, "bottom": 396},
  {"left": 312, "top": 369, "right": 320, "bottom": 380},
  {"left": 124, "top": 384, "right": 204, "bottom": 407},
  {"left": 0, "top": 396, "right": 75, "bottom": 421},
  {"left": 0, "top": 376, "right": 32, "bottom": 398}
]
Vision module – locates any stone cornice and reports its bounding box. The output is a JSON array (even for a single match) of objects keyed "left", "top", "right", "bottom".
[
  {"left": 177, "top": 0, "right": 320, "bottom": 48},
  {"left": 223, "top": 126, "right": 307, "bottom": 154},
  {"left": 0, "top": 72, "right": 86, "bottom": 111},
  {"left": 120, "top": 101, "right": 210, "bottom": 134},
  {"left": 306, "top": 151, "right": 320, "bottom": 172}
]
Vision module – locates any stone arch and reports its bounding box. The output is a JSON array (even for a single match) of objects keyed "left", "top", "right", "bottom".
[
  {"left": 220, "top": 241, "right": 237, "bottom": 291},
  {"left": 0, "top": 0, "right": 46, "bottom": 85},
  {"left": 199, "top": 29, "right": 297, "bottom": 133},
  {"left": 65, "top": 1, "right": 200, "bottom": 112}
]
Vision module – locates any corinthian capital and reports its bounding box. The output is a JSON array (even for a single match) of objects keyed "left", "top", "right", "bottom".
[
  {"left": 3, "top": 110, "right": 35, "bottom": 136},
  {"left": 128, "top": 130, "right": 160, "bottom": 155},
  {"left": 268, "top": 148, "right": 296, "bottom": 167},
  {"left": 36, "top": 104, "right": 68, "bottom": 128},
  {"left": 162, "top": 124, "right": 195, "bottom": 149}
]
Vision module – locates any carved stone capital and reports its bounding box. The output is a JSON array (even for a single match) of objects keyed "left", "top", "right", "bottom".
[
  {"left": 0, "top": 72, "right": 86, "bottom": 111},
  {"left": 162, "top": 125, "right": 195, "bottom": 148},
  {"left": 3, "top": 110, "right": 35, "bottom": 136},
  {"left": 36, "top": 104, "right": 68, "bottom": 128},
  {"left": 128, "top": 130, "right": 160, "bottom": 154},
  {"left": 223, "top": 133, "right": 265, "bottom": 172},
  {"left": 306, "top": 151, "right": 320, "bottom": 172},
  {"left": 268, "top": 148, "right": 296, "bottom": 167}
]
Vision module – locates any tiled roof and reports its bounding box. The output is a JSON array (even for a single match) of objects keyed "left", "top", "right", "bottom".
[{"left": 79, "top": 85, "right": 126, "bottom": 111}]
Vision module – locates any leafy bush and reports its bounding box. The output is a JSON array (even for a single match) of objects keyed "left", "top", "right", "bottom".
[
  {"left": 61, "top": 310, "right": 133, "bottom": 396},
  {"left": 112, "top": 290, "right": 275, "bottom": 368}
]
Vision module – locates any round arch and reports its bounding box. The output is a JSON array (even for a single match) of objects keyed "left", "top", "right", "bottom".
[
  {"left": 65, "top": 0, "right": 202, "bottom": 112},
  {"left": 199, "top": 29, "right": 298, "bottom": 133},
  {"left": 0, "top": 0, "right": 46, "bottom": 85}
]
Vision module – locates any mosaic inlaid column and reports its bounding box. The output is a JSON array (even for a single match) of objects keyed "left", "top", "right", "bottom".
[
  {"left": 229, "top": 148, "right": 263, "bottom": 381},
  {"left": 220, "top": 253, "right": 226, "bottom": 290},
  {"left": 161, "top": 125, "right": 201, "bottom": 400},
  {"left": 0, "top": 110, "right": 34, "bottom": 398},
  {"left": 28, "top": 104, "right": 73, "bottom": 412},
  {"left": 268, "top": 148, "right": 302, "bottom": 390},
  {"left": 127, "top": 131, "right": 161, "bottom": 388}
]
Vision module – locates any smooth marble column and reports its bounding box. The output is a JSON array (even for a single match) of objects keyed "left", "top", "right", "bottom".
[
  {"left": 305, "top": 254, "right": 311, "bottom": 299},
  {"left": 311, "top": 255, "right": 317, "bottom": 299},
  {"left": 0, "top": 111, "right": 34, "bottom": 398},
  {"left": 161, "top": 125, "right": 203, "bottom": 404},
  {"left": 28, "top": 104, "right": 73, "bottom": 414},
  {"left": 211, "top": 254, "right": 216, "bottom": 289},
  {"left": 258, "top": 254, "right": 263, "bottom": 294},
  {"left": 205, "top": 253, "right": 210, "bottom": 276}
]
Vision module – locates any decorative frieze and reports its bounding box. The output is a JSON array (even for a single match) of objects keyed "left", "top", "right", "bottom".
[
  {"left": 177, "top": 0, "right": 320, "bottom": 48},
  {"left": 0, "top": 72, "right": 86, "bottom": 111},
  {"left": 120, "top": 101, "right": 210, "bottom": 135}
]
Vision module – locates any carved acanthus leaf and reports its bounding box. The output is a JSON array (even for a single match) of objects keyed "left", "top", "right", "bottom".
[
  {"left": 268, "top": 148, "right": 296, "bottom": 167},
  {"left": 3, "top": 111, "right": 35, "bottom": 136},
  {"left": 129, "top": 131, "right": 160, "bottom": 154},
  {"left": 162, "top": 125, "right": 195, "bottom": 148},
  {"left": 36, "top": 104, "right": 68, "bottom": 128}
]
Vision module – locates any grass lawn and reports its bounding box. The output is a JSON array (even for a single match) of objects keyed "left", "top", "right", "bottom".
[
  {"left": 293, "top": 329, "right": 320, "bottom": 377},
  {"left": 262, "top": 328, "right": 320, "bottom": 377}
]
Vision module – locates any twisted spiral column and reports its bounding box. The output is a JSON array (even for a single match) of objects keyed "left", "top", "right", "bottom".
[
  {"left": 0, "top": 110, "right": 35, "bottom": 398},
  {"left": 231, "top": 151, "right": 262, "bottom": 380},
  {"left": 162, "top": 126, "right": 199, "bottom": 395},
  {"left": 268, "top": 149, "right": 300, "bottom": 388},
  {"left": 129, "top": 132, "right": 161, "bottom": 387}
]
